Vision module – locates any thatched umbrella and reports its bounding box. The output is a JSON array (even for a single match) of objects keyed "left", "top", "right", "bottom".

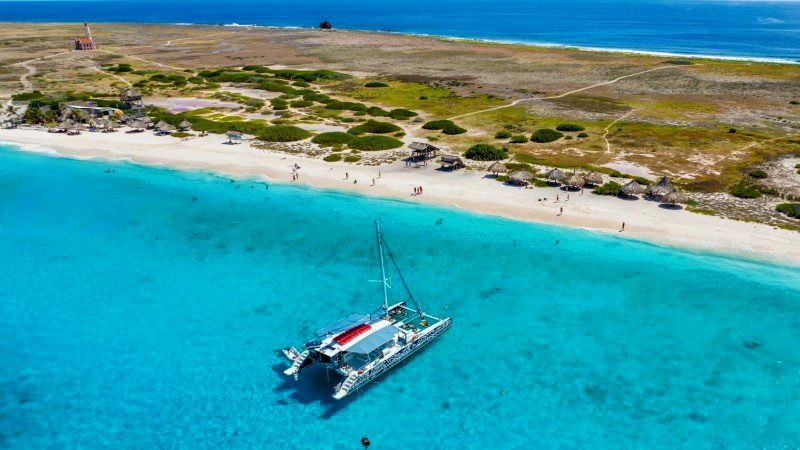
[
  {"left": 584, "top": 171, "right": 604, "bottom": 186},
  {"left": 660, "top": 192, "right": 686, "bottom": 206},
  {"left": 620, "top": 180, "right": 645, "bottom": 197},
  {"left": 545, "top": 168, "right": 566, "bottom": 183},
  {"left": 487, "top": 161, "right": 508, "bottom": 175},
  {"left": 649, "top": 176, "right": 676, "bottom": 196},
  {"left": 158, "top": 122, "right": 176, "bottom": 134},
  {"left": 178, "top": 120, "right": 192, "bottom": 131},
  {"left": 142, "top": 117, "right": 154, "bottom": 128},
  {"left": 507, "top": 170, "right": 533, "bottom": 185},
  {"left": 565, "top": 173, "right": 586, "bottom": 189}
]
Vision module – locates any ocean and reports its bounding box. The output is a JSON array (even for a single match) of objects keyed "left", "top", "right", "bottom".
[
  {"left": 1, "top": 143, "right": 799, "bottom": 448},
  {"left": 1, "top": 0, "right": 799, "bottom": 63}
]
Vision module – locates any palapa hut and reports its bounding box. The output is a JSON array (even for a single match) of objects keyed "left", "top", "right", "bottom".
[
  {"left": 620, "top": 180, "right": 645, "bottom": 198},
  {"left": 507, "top": 170, "right": 533, "bottom": 186},
  {"left": 408, "top": 142, "right": 438, "bottom": 161},
  {"left": 142, "top": 117, "right": 154, "bottom": 129},
  {"left": 227, "top": 131, "right": 243, "bottom": 144},
  {"left": 584, "top": 171, "right": 604, "bottom": 186},
  {"left": 660, "top": 192, "right": 686, "bottom": 207},
  {"left": 545, "top": 168, "right": 566, "bottom": 184},
  {"left": 178, "top": 120, "right": 192, "bottom": 132},
  {"left": 487, "top": 161, "right": 508, "bottom": 175},
  {"left": 156, "top": 121, "right": 176, "bottom": 135},
  {"left": 649, "top": 176, "right": 676, "bottom": 197},
  {"left": 564, "top": 173, "right": 586, "bottom": 190},
  {"left": 440, "top": 154, "right": 465, "bottom": 171}
]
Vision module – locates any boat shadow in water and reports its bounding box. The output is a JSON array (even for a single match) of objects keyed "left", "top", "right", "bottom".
[{"left": 270, "top": 363, "right": 356, "bottom": 418}]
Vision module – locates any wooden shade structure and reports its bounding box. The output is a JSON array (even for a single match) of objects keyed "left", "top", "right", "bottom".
[
  {"left": 565, "top": 173, "right": 586, "bottom": 189},
  {"left": 545, "top": 168, "right": 566, "bottom": 183},
  {"left": 649, "top": 176, "right": 676, "bottom": 196},
  {"left": 660, "top": 192, "right": 686, "bottom": 205},
  {"left": 620, "top": 180, "right": 645, "bottom": 197},
  {"left": 584, "top": 171, "right": 604, "bottom": 186},
  {"left": 178, "top": 120, "right": 192, "bottom": 131},
  {"left": 440, "top": 154, "right": 465, "bottom": 171},
  {"left": 488, "top": 161, "right": 508, "bottom": 175},
  {"left": 507, "top": 170, "right": 533, "bottom": 185}
]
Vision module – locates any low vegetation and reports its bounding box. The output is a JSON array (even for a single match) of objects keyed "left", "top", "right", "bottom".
[
  {"left": 531, "top": 129, "right": 564, "bottom": 143},
  {"left": 364, "top": 81, "right": 389, "bottom": 88},
  {"left": 348, "top": 135, "right": 404, "bottom": 151},
  {"left": 464, "top": 144, "right": 508, "bottom": 161},
  {"left": 347, "top": 120, "right": 402, "bottom": 135},
  {"left": 312, "top": 132, "right": 354, "bottom": 147},
  {"left": 323, "top": 153, "right": 343, "bottom": 162},
  {"left": 593, "top": 181, "right": 622, "bottom": 196},
  {"left": 495, "top": 130, "right": 511, "bottom": 139},
  {"left": 258, "top": 125, "right": 312, "bottom": 142},
  {"left": 423, "top": 119, "right": 467, "bottom": 135},
  {"left": 510, "top": 135, "right": 529, "bottom": 143},
  {"left": 748, "top": 169, "right": 768, "bottom": 179},
  {"left": 729, "top": 179, "right": 762, "bottom": 199},
  {"left": 556, "top": 123, "right": 585, "bottom": 132},
  {"left": 777, "top": 203, "right": 800, "bottom": 219}
]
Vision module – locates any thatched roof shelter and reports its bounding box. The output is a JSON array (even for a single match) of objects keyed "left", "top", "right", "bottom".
[
  {"left": 545, "top": 168, "right": 566, "bottom": 183},
  {"left": 584, "top": 171, "right": 604, "bottom": 186},
  {"left": 620, "top": 180, "right": 645, "bottom": 197},
  {"left": 440, "top": 154, "right": 465, "bottom": 171},
  {"left": 649, "top": 176, "right": 676, "bottom": 196},
  {"left": 660, "top": 192, "right": 686, "bottom": 205},
  {"left": 157, "top": 122, "right": 176, "bottom": 134},
  {"left": 142, "top": 117, "right": 154, "bottom": 127},
  {"left": 565, "top": 173, "right": 586, "bottom": 189},
  {"left": 178, "top": 120, "right": 192, "bottom": 131},
  {"left": 488, "top": 161, "right": 508, "bottom": 174},
  {"left": 507, "top": 170, "right": 533, "bottom": 185},
  {"left": 409, "top": 141, "right": 438, "bottom": 160}
]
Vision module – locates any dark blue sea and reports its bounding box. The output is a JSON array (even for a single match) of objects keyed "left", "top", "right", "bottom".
[{"left": 1, "top": 0, "right": 800, "bottom": 62}]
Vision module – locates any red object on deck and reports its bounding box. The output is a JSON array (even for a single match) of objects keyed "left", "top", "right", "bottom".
[{"left": 334, "top": 324, "right": 372, "bottom": 345}]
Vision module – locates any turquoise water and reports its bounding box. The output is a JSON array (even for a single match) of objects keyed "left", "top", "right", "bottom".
[
  {"left": 1, "top": 0, "right": 800, "bottom": 62},
  {"left": 1, "top": 143, "right": 799, "bottom": 448}
]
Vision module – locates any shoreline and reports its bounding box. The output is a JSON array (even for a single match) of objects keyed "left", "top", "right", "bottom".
[
  {"left": 2, "top": 20, "right": 799, "bottom": 65},
  {"left": 2, "top": 128, "right": 800, "bottom": 267}
]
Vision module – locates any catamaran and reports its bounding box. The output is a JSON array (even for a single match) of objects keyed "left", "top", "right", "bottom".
[{"left": 281, "top": 221, "right": 452, "bottom": 400}]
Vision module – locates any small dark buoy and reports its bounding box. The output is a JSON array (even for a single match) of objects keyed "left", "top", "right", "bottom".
[
  {"left": 361, "top": 436, "right": 371, "bottom": 448},
  {"left": 744, "top": 341, "right": 761, "bottom": 349},
  {"left": 191, "top": 196, "right": 198, "bottom": 202}
]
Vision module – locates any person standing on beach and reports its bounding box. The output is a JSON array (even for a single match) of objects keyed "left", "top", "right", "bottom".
[
  {"left": 371, "top": 178, "right": 375, "bottom": 186},
  {"left": 345, "top": 172, "right": 349, "bottom": 180},
  {"left": 621, "top": 222, "right": 625, "bottom": 232}
]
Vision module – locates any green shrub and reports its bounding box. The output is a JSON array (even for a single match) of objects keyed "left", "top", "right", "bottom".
[
  {"left": 776, "top": 203, "right": 800, "bottom": 219},
  {"left": 729, "top": 179, "right": 762, "bottom": 199},
  {"left": 344, "top": 155, "right": 362, "bottom": 162},
  {"left": 388, "top": 108, "right": 417, "bottom": 120},
  {"left": 171, "top": 131, "right": 192, "bottom": 138},
  {"left": 464, "top": 144, "right": 508, "bottom": 161},
  {"left": 564, "top": 135, "right": 573, "bottom": 140},
  {"left": 761, "top": 187, "right": 779, "bottom": 196},
  {"left": 257, "top": 125, "right": 312, "bottom": 142},
  {"left": 748, "top": 169, "right": 768, "bottom": 179},
  {"left": 729, "top": 128, "right": 737, "bottom": 133},
  {"left": 790, "top": 101, "right": 799, "bottom": 105},
  {"left": 311, "top": 132, "right": 354, "bottom": 147},
  {"left": 495, "top": 130, "right": 512, "bottom": 139},
  {"left": 11, "top": 90, "right": 43, "bottom": 101},
  {"left": 323, "top": 153, "right": 343, "bottom": 162},
  {"left": 577, "top": 132, "right": 589, "bottom": 138},
  {"left": 556, "top": 123, "right": 585, "bottom": 132},
  {"left": 325, "top": 100, "right": 368, "bottom": 112},
  {"left": 348, "top": 135, "right": 404, "bottom": 151},
  {"left": 531, "top": 129, "right": 564, "bottom": 143},
  {"left": 367, "top": 107, "right": 389, "bottom": 117},
  {"left": 290, "top": 99, "right": 313, "bottom": 108},
  {"left": 510, "top": 134, "right": 529, "bottom": 143},
  {"left": 292, "top": 80, "right": 310, "bottom": 87},
  {"left": 422, "top": 119, "right": 456, "bottom": 130},
  {"left": 442, "top": 123, "right": 467, "bottom": 135},
  {"left": 364, "top": 81, "right": 389, "bottom": 88},
  {"left": 270, "top": 98, "right": 288, "bottom": 110},
  {"left": 109, "top": 63, "right": 133, "bottom": 73},
  {"left": 187, "top": 76, "right": 205, "bottom": 84},
  {"left": 348, "top": 120, "right": 402, "bottom": 135},
  {"left": 593, "top": 181, "right": 622, "bottom": 196}
]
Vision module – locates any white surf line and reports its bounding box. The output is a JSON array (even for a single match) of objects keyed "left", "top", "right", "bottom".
[
  {"left": 447, "top": 65, "right": 684, "bottom": 121},
  {"left": 603, "top": 109, "right": 636, "bottom": 154}
]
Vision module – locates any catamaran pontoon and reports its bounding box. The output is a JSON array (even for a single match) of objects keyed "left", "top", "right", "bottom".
[{"left": 281, "top": 221, "right": 452, "bottom": 400}]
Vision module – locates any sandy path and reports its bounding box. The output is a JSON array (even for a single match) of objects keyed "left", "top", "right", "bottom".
[
  {"left": 2, "top": 128, "right": 798, "bottom": 266},
  {"left": 448, "top": 65, "right": 684, "bottom": 121}
]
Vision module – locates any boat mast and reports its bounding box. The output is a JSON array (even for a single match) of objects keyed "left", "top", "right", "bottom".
[{"left": 375, "top": 220, "right": 390, "bottom": 312}]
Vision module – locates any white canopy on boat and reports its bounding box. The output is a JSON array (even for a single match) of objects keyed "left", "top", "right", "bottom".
[{"left": 347, "top": 325, "right": 400, "bottom": 355}]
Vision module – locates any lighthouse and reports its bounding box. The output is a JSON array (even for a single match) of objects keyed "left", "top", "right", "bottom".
[{"left": 75, "top": 22, "right": 97, "bottom": 50}]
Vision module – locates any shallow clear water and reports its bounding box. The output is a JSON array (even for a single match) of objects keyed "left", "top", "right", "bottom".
[
  {"left": 1, "top": 144, "right": 799, "bottom": 448},
  {"left": 1, "top": 0, "right": 800, "bottom": 62}
]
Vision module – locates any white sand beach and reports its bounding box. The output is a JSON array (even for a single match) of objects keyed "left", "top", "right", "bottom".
[{"left": 2, "top": 128, "right": 799, "bottom": 265}]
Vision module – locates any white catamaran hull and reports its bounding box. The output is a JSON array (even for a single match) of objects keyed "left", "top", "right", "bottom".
[{"left": 333, "top": 317, "right": 452, "bottom": 399}]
